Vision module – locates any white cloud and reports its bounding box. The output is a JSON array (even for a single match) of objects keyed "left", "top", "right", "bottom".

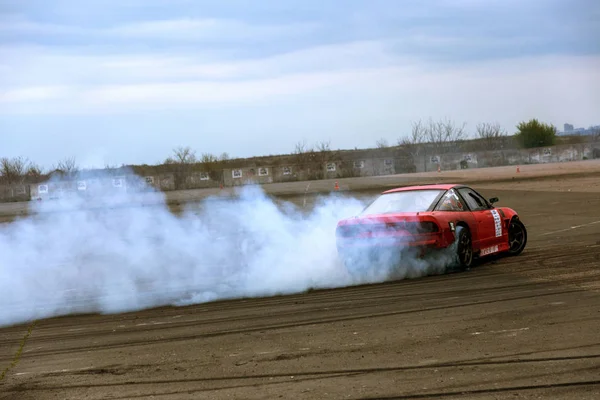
[
  {"left": 0, "top": 39, "right": 413, "bottom": 113},
  {"left": 0, "top": 40, "right": 403, "bottom": 87},
  {"left": 397, "top": 33, "right": 543, "bottom": 50},
  {"left": 105, "top": 18, "right": 316, "bottom": 41},
  {"left": 82, "top": 71, "right": 350, "bottom": 104},
  {"left": 0, "top": 68, "right": 384, "bottom": 115},
  {"left": 0, "top": 85, "right": 72, "bottom": 103},
  {"left": 0, "top": 14, "right": 318, "bottom": 43},
  {"left": 1, "top": 53, "right": 598, "bottom": 127},
  {"left": 0, "top": 14, "right": 88, "bottom": 36},
  {"left": 0, "top": 17, "right": 598, "bottom": 131}
]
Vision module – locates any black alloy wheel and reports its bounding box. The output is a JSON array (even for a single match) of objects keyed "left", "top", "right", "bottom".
[
  {"left": 456, "top": 228, "right": 473, "bottom": 269},
  {"left": 508, "top": 219, "right": 527, "bottom": 255}
]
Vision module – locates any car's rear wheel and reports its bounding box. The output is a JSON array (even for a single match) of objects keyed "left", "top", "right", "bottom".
[
  {"left": 455, "top": 227, "right": 473, "bottom": 270},
  {"left": 341, "top": 254, "right": 361, "bottom": 276},
  {"left": 507, "top": 219, "right": 527, "bottom": 255}
]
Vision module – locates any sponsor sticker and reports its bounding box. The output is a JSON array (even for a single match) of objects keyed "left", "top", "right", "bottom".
[
  {"left": 481, "top": 245, "right": 499, "bottom": 256},
  {"left": 491, "top": 209, "right": 502, "bottom": 237}
]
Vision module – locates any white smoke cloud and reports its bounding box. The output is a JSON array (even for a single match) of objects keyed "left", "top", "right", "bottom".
[{"left": 0, "top": 172, "right": 458, "bottom": 327}]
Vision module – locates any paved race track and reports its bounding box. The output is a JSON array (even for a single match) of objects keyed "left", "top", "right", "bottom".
[{"left": 1, "top": 184, "right": 600, "bottom": 399}]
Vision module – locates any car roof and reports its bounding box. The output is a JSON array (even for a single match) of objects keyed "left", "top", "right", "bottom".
[{"left": 382, "top": 183, "right": 465, "bottom": 194}]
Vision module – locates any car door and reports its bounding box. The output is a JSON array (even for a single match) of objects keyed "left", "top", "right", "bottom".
[
  {"left": 434, "top": 188, "right": 480, "bottom": 242},
  {"left": 456, "top": 187, "right": 503, "bottom": 251}
]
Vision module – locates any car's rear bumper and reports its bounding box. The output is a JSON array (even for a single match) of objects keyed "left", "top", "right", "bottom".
[
  {"left": 336, "top": 237, "right": 450, "bottom": 269},
  {"left": 336, "top": 232, "right": 450, "bottom": 251},
  {"left": 337, "top": 237, "right": 440, "bottom": 249}
]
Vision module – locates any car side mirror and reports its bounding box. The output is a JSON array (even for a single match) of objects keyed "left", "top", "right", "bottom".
[{"left": 489, "top": 197, "right": 499, "bottom": 205}]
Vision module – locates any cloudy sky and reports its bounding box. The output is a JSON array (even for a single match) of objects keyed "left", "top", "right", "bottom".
[{"left": 1, "top": 0, "right": 599, "bottom": 169}]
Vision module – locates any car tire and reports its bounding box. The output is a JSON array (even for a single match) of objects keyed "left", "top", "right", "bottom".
[
  {"left": 338, "top": 251, "right": 362, "bottom": 276},
  {"left": 507, "top": 219, "right": 527, "bottom": 256},
  {"left": 454, "top": 227, "right": 473, "bottom": 270}
]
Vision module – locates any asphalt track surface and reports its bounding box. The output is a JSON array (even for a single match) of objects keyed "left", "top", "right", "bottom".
[{"left": 1, "top": 181, "right": 600, "bottom": 399}]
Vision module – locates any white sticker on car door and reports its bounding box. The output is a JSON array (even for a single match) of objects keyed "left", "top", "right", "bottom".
[{"left": 491, "top": 209, "right": 502, "bottom": 237}]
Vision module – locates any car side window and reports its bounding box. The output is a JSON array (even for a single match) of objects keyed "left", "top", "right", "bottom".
[
  {"left": 436, "top": 189, "right": 467, "bottom": 212},
  {"left": 458, "top": 188, "right": 489, "bottom": 211}
]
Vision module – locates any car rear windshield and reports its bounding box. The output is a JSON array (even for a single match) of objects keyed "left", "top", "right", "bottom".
[{"left": 361, "top": 189, "right": 443, "bottom": 215}]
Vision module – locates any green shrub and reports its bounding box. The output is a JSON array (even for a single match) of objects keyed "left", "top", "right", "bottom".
[{"left": 515, "top": 119, "right": 557, "bottom": 148}]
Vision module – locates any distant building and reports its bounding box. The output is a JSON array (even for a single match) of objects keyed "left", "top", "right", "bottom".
[{"left": 557, "top": 123, "right": 600, "bottom": 136}]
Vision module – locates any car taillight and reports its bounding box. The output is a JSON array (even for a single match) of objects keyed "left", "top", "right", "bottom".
[
  {"left": 336, "top": 225, "right": 357, "bottom": 237},
  {"left": 336, "top": 221, "right": 439, "bottom": 237},
  {"left": 388, "top": 221, "right": 439, "bottom": 233},
  {"left": 416, "top": 221, "right": 439, "bottom": 233}
]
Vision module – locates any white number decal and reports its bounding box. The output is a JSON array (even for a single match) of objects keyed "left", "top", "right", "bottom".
[{"left": 491, "top": 209, "right": 502, "bottom": 237}]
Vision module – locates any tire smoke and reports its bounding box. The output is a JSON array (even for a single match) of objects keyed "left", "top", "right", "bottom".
[{"left": 1, "top": 173, "right": 456, "bottom": 327}]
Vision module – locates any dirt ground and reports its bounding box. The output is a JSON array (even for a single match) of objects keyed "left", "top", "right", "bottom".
[{"left": 1, "top": 162, "right": 600, "bottom": 399}]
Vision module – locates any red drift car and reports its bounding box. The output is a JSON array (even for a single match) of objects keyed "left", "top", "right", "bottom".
[{"left": 335, "top": 184, "right": 527, "bottom": 272}]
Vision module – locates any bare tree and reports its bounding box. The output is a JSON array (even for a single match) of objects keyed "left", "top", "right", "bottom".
[
  {"left": 294, "top": 139, "right": 313, "bottom": 155},
  {"left": 397, "top": 120, "right": 428, "bottom": 171},
  {"left": 591, "top": 127, "right": 600, "bottom": 142},
  {"left": 163, "top": 147, "right": 197, "bottom": 189},
  {"left": 0, "top": 157, "right": 27, "bottom": 184},
  {"left": 426, "top": 118, "right": 467, "bottom": 151},
  {"left": 200, "top": 153, "right": 218, "bottom": 164},
  {"left": 165, "top": 146, "right": 197, "bottom": 164},
  {"left": 25, "top": 162, "right": 43, "bottom": 182},
  {"left": 313, "top": 140, "right": 334, "bottom": 168},
  {"left": 293, "top": 140, "right": 315, "bottom": 167},
  {"left": 400, "top": 120, "right": 426, "bottom": 144},
  {"left": 53, "top": 156, "right": 79, "bottom": 179},
  {"left": 476, "top": 122, "right": 506, "bottom": 150},
  {"left": 399, "top": 120, "right": 426, "bottom": 155},
  {"left": 397, "top": 118, "right": 466, "bottom": 170},
  {"left": 219, "top": 152, "right": 230, "bottom": 161},
  {"left": 198, "top": 153, "right": 224, "bottom": 182},
  {"left": 0, "top": 156, "right": 45, "bottom": 184},
  {"left": 315, "top": 140, "right": 331, "bottom": 153},
  {"left": 376, "top": 138, "right": 389, "bottom": 148}
]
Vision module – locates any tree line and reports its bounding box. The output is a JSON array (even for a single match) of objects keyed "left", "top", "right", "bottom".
[
  {"left": 374, "top": 117, "right": 566, "bottom": 151},
  {"left": 0, "top": 156, "right": 78, "bottom": 185},
  {"left": 2, "top": 118, "right": 597, "bottom": 186}
]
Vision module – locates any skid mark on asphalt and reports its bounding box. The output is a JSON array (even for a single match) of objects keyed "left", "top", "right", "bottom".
[
  {"left": 4, "top": 346, "right": 600, "bottom": 399},
  {"left": 7, "top": 353, "right": 600, "bottom": 391},
  {"left": 0, "top": 288, "right": 586, "bottom": 363},
  {"left": 13, "top": 366, "right": 98, "bottom": 377},
  {"left": 354, "top": 380, "right": 600, "bottom": 399},
  {"left": 0, "top": 275, "right": 561, "bottom": 348},
  {"left": 1, "top": 246, "right": 596, "bottom": 354},
  {"left": 540, "top": 220, "right": 600, "bottom": 236},
  {"left": 496, "top": 242, "right": 600, "bottom": 293},
  {"left": 470, "top": 327, "right": 530, "bottom": 336}
]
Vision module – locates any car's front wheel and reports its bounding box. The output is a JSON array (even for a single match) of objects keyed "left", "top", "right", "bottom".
[{"left": 507, "top": 219, "right": 527, "bottom": 255}]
